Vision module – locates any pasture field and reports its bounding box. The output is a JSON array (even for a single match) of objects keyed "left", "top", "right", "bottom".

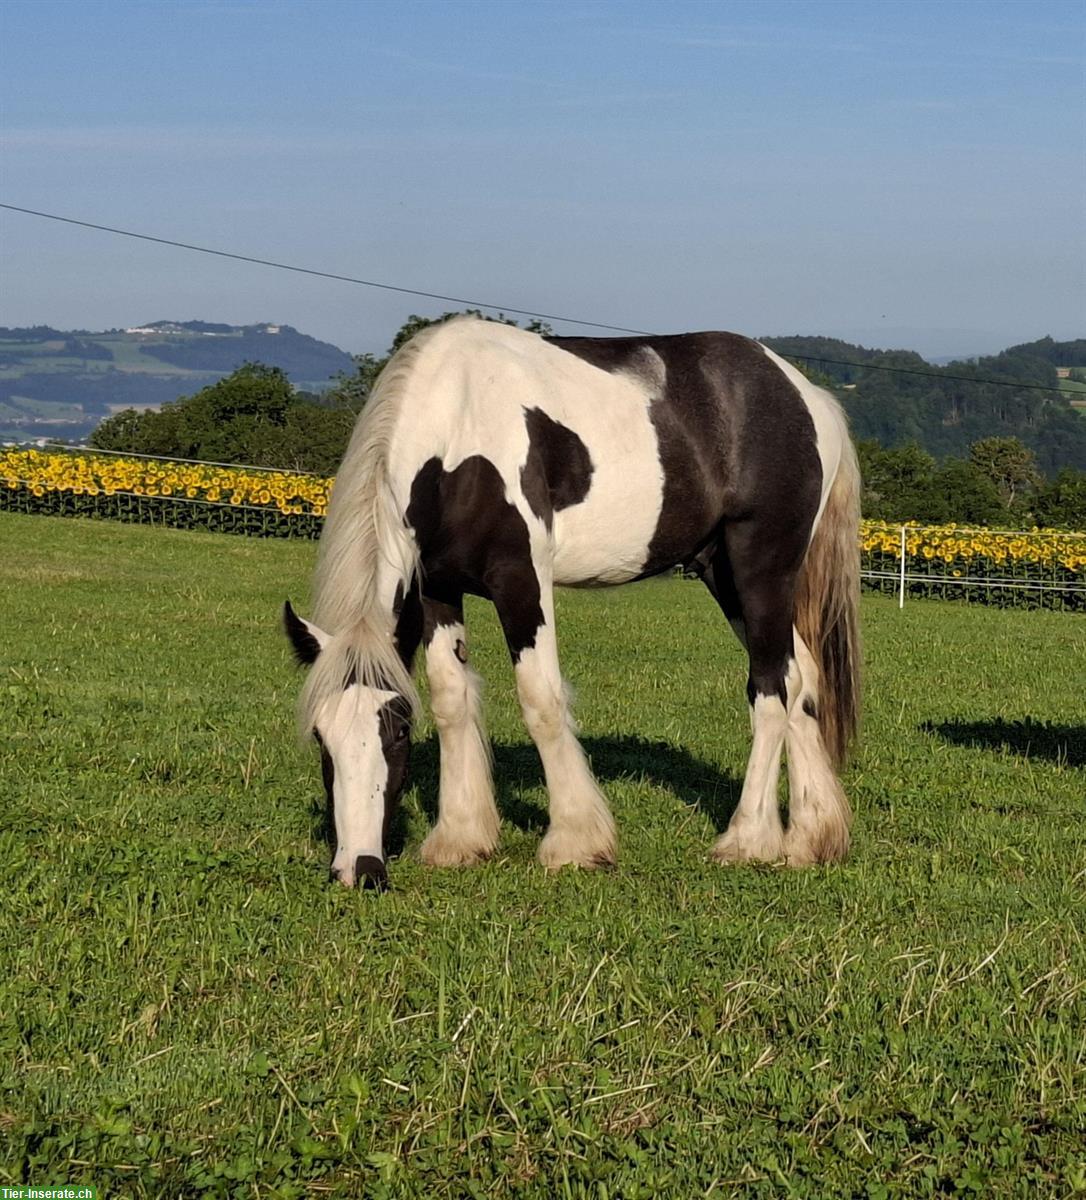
[{"left": 0, "top": 511, "right": 1083, "bottom": 1198}]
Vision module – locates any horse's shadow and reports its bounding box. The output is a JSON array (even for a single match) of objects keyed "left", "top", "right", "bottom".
[
  {"left": 922, "top": 717, "right": 1085, "bottom": 768},
  {"left": 312, "top": 734, "right": 742, "bottom": 854}
]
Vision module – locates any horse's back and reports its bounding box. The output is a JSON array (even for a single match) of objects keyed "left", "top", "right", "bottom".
[{"left": 390, "top": 319, "right": 845, "bottom": 586}]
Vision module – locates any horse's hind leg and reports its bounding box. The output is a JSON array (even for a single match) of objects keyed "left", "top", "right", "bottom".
[
  {"left": 418, "top": 597, "right": 500, "bottom": 866},
  {"left": 489, "top": 562, "right": 617, "bottom": 869},
  {"left": 782, "top": 629, "right": 851, "bottom": 864},
  {"left": 704, "top": 527, "right": 800, "bottom": 864}
]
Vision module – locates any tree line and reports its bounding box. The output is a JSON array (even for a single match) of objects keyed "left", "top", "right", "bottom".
[
  {"left": 89, "top": 313, "right": 1086, "bottom": 528},
  {"left": 762, "top": 334, "right": 1086, "bottom": 475}
]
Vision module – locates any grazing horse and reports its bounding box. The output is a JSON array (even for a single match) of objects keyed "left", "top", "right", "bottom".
[{"left": 284, "top": 317, "right": 860, "bottom": 889}]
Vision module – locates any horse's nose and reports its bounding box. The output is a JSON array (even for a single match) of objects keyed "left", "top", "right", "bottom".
[{"left": 355, "top": 854, "right": 389, "bottom": 891}]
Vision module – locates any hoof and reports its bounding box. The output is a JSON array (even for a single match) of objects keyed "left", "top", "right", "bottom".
[
  {"left": 419, "top": 824, "right": 496, "bottom": 867},
  {"left": 538, "top": 822, "right": 617, "bottom": 870},
  {"left": 782, "top": 825, "right": 850, "bottom": 867},
  {"left": 710, "top": 825, "right": 784, "bottom": 865}
]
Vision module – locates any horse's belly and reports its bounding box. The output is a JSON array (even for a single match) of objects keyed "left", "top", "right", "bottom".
[{"left": 550, "top": 466, "right": 663, "bottom": 585}]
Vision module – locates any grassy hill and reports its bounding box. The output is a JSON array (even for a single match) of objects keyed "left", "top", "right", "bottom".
[{"left": 0, "top": 321, "right": 354, "bottom": 442}]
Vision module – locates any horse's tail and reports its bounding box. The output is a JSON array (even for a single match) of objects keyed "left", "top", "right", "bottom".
[{"left": 794, "top": 427, "right": 862, "bottom": 769}]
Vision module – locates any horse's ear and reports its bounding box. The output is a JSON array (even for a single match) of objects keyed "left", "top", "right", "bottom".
[{"left": 283, "top": 601, "right": 328, "bottom": 667}]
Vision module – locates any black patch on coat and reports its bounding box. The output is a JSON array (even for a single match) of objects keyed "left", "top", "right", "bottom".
[
  {"left": 406, "top": 456, "right": 545, "bottom": 660},
  {"left": 544, "top": 332, "right": 822, "bottom": 577},
  {"left": 519, "top": 406, "right": 594, "bottom": 531},
  {"left": 546, "top": 331, "right": 824, "bottom": 711},
  {"left": 393, "top": 580, "right": 424, "bottom": 669},
  {"left": 283, "top": 600, "right": 322, "bottom": 666},
  {"left": 420, "top": 597, "right": 470, "bottom": 662},
  {"left": 422, "top": 596, "right": 463, "bottom": 647}
]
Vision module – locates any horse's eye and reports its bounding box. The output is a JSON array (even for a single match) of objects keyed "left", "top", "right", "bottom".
[{"left": 395, "top": 724, "right": 409, "bottom": 742}]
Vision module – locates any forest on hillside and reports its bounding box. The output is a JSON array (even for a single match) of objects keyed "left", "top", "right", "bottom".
[{"left": 762, "top": 335, "right": 1086, "bottom": 473}]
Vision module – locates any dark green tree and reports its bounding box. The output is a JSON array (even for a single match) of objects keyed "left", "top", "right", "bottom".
[
  {"left": 90, "top": 362, "right": 352, "bottom": 473},
  {"left": 928, "top": 457, "right": 1005, "bottom": 526},
  {"left": 856, "top": 440, "right": 941, "bottom": 520},
  {"left": 1033, "top": 468, "right": 1086, "bottom": 529}
]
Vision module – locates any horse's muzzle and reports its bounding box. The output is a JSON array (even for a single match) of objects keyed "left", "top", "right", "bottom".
[{"left": 355, "top": 854, "right": 389, "bottom": 891}]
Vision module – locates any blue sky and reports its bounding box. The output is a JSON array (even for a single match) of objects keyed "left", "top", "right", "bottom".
[{"left": 1, "top": 0, "right": 1083, "bottom": 358}]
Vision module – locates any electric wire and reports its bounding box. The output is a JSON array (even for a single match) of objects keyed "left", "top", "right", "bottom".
[{"left": 1, "top": 202, "right": 1078, "bottom": 397}]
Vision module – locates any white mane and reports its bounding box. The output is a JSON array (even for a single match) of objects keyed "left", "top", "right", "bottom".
[{"left": 298, "top": 326, "right": 456, "bottom": 732}]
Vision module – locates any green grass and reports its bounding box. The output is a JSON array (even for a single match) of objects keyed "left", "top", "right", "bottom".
[{"left": 1, "top": 511, "right": 1083, "bottom": 1198}]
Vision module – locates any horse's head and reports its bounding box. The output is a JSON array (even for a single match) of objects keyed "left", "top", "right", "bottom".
[{"left": 283, "top": 601, "right": 412, "bottom": 890}]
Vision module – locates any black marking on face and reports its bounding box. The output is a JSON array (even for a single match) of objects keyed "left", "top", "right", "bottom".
[
  {"left": 283, "top": 600, "right": 322, "bottom": 666},
  {"left": 803, "top": 696, "right": 818, "bottom": 720},
  {"left": 406, "top": 456, "right": 544, "bottom": 660},
  {"left": 313, "top": 732, "right": 336, "bottom": 850},
  {"left": 355, "top": 854, "right": 389, "bottom": 892},
  {"left": 545, "top": 332, "right": 822, "bottom": 578},
  {"left": 519, "top": 406, "right": 594, "bottom": 531},
  {"left": 377, "top": 695, "right": 412, "bottom": 834}
]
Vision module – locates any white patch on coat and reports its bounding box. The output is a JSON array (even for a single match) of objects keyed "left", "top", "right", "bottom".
[
  {"left": 389, "top": 320, "right": 666, "bottom": 585},
  {"left": 315, "top": 683, "right": 399, "bottom": 884},
  {"left": 419, "top": 623, "right": 500, "bottom": 865},
  {"left": 758, "top": 344, "right": 849, "bottom": 530}
]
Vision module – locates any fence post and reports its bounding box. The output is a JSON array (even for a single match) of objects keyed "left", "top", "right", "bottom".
[{"left": 899, "top": 525, "right": 906, "bottom": 609}]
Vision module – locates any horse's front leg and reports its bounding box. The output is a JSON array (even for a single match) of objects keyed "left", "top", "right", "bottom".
[
  {"left": 418, "top": 596, "right": 500, "bottom": 866},
  {"left": 490, "top": 562, "right": 616, "bottom": 869}
]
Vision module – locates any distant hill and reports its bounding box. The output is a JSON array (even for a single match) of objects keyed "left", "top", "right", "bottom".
[
  {"left": 0, "top": 321, "right": 354, "bottom": 442},
  {"left": 2, "top": 319, "right": 1083, "bottom": 472},
  {"left": 762, "top": 334, "right": 1086, "bottom": 473}
]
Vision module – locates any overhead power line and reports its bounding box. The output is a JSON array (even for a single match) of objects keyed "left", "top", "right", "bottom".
[
  {"left": 0, "top": 201, "right": 1076, "bottom": 397},
  {"left": 782, "top": 354, "right": 1072, "bottom": 395},
  {"left": 0, "top": 203, "right": 650, "bottom": 336}
]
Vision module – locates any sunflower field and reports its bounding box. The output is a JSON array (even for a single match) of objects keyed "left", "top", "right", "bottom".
[
  {"left": 0, "top": 446, "right": 326, "bottom": 539},
  {"left": 860, "top": 521, "right": 1086, "bottom": 610},
  {"left": 3, "top": 446, "right": 1084, "bottom": 609}
]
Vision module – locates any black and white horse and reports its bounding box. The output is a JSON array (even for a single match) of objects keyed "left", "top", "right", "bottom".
[{"left": 285, "top": 317, "right": 860, "bottom": 889}]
